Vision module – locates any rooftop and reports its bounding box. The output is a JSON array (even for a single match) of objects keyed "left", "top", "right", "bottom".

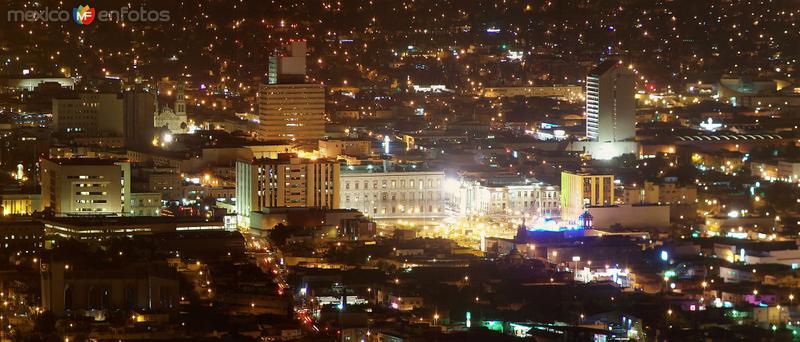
[{"left": 44, "top": 157, "right": 125, "bottom": 166}]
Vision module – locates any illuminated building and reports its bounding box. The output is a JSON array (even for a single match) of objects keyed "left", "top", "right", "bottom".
[
  {"left": 691, "top": 151, "right": 745, "bottom": 174},
  {"left": 140, "top": 170, "right": 182, "bottom": 201},
  {"left": 340, "top": 168, "right": 444, "bottom": 219},
  {"left": 319, "top": 138, "right": 372, "bottom": 158},
  {"left": 42, "top": 216, "right": 227, "bottom": 239},
  {"left": 481, "top": 85, "right": 584, "bottom": 102},
  {"left": 751, "top": 161, "right": 780, "bottom": 181},
  {"left": 534, "top": 185, "right": 561, "bottom": 218},
  {"left": 574, "top": 266, "right": 632, "bottom": 288},
  {"left": 235, "top": 153, "right": 339, "bottom": 227},
  {"left": 40, "top": 158, "right": 131, "bottom": 216},
  {"left": 257, "top": 84, "right": 326, "bottom": 141},
  {"left": 154, "top": 84, "right": 188, "bottom": 134},
  {"left": 621, "top": 181, "right": 697, "bottom": 205},
  {"left": 259, "top": 40, "right": 325, "bottom": 141},
  {"left": 0, "top": 221, "right": 43, "bottom": 252},
  {"left": 128, "top": 192, "right": 162, "bottom": 216},
  {"left": 447, "top": 176, "right": 559, "bottom": 219},
  {"left": 586, "top": 59, "right": 635, "bottom": 142},
  {"left": 778, "top": 161, "right": 800, "bottom": 182},
  {"left": 560, "top": 171, "right": 614, "bottom": 221},
  {"left": 0, "top": 193, "right": 41, "bottom": 215},
  {"left": 268, "top": 40, "right": 308, "bottom": 85}
]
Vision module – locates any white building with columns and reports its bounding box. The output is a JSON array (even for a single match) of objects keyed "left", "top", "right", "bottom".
[
  {"left": 446, "top": 176, "right": 560, "bottom": 220},
  {"left": 339, "top": 166, "right": 445, "bottom": 220}
]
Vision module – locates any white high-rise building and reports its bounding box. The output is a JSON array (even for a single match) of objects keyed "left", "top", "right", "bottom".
[{"left": 586, "top": 60, "right": 636, "bottom": 142}]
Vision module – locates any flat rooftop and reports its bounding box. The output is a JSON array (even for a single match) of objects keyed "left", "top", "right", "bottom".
[{"left": 44, "top": 157, "right": 124, "bottom": 166}]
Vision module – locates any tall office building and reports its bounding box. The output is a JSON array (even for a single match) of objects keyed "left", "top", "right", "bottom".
[
  {"left": 585, "top": 59, "right": 636, "bottom": 142},
  {"left": 268, "top": 40, "right": 307, "bottom": 84},
  {"left": 236, "top": 153, "right": 339, "bottom": 227},
  {"left": 258, "top": 84, "right": 326, "bottom": 141},
  {"left": 40, "top": 158, "right": 131, "bottom": 216},
  {"left": 124, "top": 89, "right": 157, "bottom": 147},
  {"left": 53, "top": 93, "right": 124, "bottom": 137},
  {"left": 560, "top": 171, "right": 614, "bottom": 221},
  {"left": 52, "top": 90, "right": 156, "bottom": 147},
  {"left": 259, "top": 40, "right": 326, "bottom": 141}
]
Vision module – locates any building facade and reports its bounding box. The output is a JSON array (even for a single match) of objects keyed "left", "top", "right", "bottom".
[
  {"left": 41, "top": 158, "right": 131, "bottom": 216},
  {"left": 52, "top": 90, "right": 156, "bottom": 147},
  {"left": 621, "top": 181, "right": 698, "bottom": 205},
  {"left": 53, "top": 93, "right": 124, "bottom": 137},
  {"left": 448, "top": 177, "right": 560, "bottom": 220},
  {"left": 319, "top": 139, "right": 372, "bottom": 158},
  {"left": 560, "top": 171, "right": 615, "bottom": 221},
  {"left": 586, "top": 60, "right": 636, "bottom": 142},
  {"left": 236, "top": 154, "right": 339, "bottom": 227},
  {"left": 258, "top": 84, "right": 326, "bottom": 141},
  {"left": 123, "top": 90, "right": 157, "bottom": 148},
  {"left": 129, "top": 192, "right": 162, "bottom": 216},
  {"left": 41, "top": 261, "right": 179, "bottom": 316},
  {"left": 268, "top": 40, "right": 307, "bottom": 84},
  {"left": 154, "top": 84, "right": 188, "bottom": 134},
  {"left": 339, "top": 170, "right": 445, "bottom": 220}
]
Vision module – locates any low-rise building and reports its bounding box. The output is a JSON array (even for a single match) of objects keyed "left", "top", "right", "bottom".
[
  {"left": 129, "top": 192, "right": 162, "bottom": 216},
  {"left": 0, "top": 192, "right": 42, "bottom": 215},
  {"left": 621, "top": 180, "right": 697, "bottom": 205},
  {"left": 41, "top": 158, "right": 131, "bottom": 216},
  {"left": 319, "top": 138, "right": 372, "bottom": 158},
  {"left": 340, "top": 167, "right": 444, "bottom": 220},
  {"left": 560, "top": 171, "right": 614, "bottom": 222},
  {"left": 43, "top": 216, "right": 227, "bottom": 239},
  {"left": 448, "top": 175, "right": 559, "bottom": 220},
  {"left": 586, "top": 204, "right": 670, "bottom": 231},
  {"left": 41, "top": 261, "right": 180, "bottom": 316}
]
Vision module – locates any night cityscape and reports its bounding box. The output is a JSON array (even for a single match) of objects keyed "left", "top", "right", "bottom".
[{"left": 0, "top": 0, "right": 800, "bottom": 340}]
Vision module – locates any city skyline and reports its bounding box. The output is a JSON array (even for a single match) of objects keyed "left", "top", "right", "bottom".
[{"left": 0, "top": 0, "right": 799, "bottom": 341}]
